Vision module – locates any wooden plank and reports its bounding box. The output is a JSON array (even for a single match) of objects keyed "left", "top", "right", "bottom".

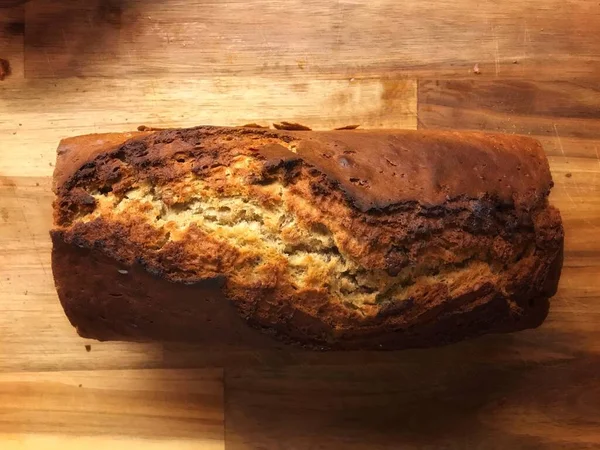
[
  {"left": 2, "top": 437, "right": 218, "bottom": 450},
  {"left": 0, "top": 76, "right": 416, "bottom": 177},
  {"left": 24, "top": 0, "right": 600, "bottom": 80},
  {"left": 0, "top": 175, "right": 167, "bottom": 372},
  {"left": 417, "top": 80, "right": 600, "bottom": 138},
  {"left": 0, "top": 368, "right": 224, "bottom": 449},
  {"left": 224, "top": 358, "right": 600, "bottom": 449}
]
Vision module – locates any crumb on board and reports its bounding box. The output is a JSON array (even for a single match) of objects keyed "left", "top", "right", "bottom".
[
  {"left": 273, "top": 121, "right": 312, "bottom": 131},
  {"left": 85, "top": 344, "right": 91, "bottom": 352},
  {"left": 241, "top": 123, "right": 268, "bottom": 128},
  {"left": 49, "top": 162, "right": 53, "bottom": 167},
  {"left": 35, "top": 182, "right": 40, "bottom": 186},
  {"left": 473, "top": 63, "right": 481, "bottom": 74},
  {"left": 334, "top": 125, "right": 360, "bottom": 130},
  {"left": 24, "top": 290, "right": 28, "bottom": 295},
  {"left": 0, "top": 59, "right": 11, "bottom": 81},
  {"left": 565, "top": 172, "right": 572, "bottom": 178},
  {"left": 78, "top": 384, "right": 82, "bottom": 388},
  {"left": 137, "top": 125, "right": 167, "bottom": 131}
]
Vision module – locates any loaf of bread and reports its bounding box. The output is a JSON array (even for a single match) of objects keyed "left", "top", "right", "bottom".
[{"left": 51, "top": 126, "right": 563, "bottom": 350}]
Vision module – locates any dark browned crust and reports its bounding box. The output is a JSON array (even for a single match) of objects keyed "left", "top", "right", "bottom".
[
  {"left": 51, "top": 233, "right": 283, "bottom": 347},
  {"left": 51, "top": 126, "right": 564, "bottom": 350}
]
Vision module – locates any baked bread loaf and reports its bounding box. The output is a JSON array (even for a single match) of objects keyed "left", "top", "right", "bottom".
[{"left": 51, "top": 126, "right": 563, "bottom": 350}]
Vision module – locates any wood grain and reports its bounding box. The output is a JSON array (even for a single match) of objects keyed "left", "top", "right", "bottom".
[
  {"left": 23, "top": 0, "right": 600, "bottom": 80},
  {"left": 2, "top": 0, "right": 600, "bottom": 448},
  {"left": 418, "top": 80, "right": 600, "bottom": 138},
  {"left": 0, "top": 369, "right": 224, "bottom": 449},
  {"left": 225, "top": 358, "right": 600, "bottom": 450},
  {"left": 0, "top": 76, "right": 415, "bottom": 177}
]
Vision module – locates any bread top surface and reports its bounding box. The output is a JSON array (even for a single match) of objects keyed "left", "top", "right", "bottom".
[
  {"left": 51, "top": 126, "right": 563, "bottom": 347},
  {"left": 54, "top": 127, "right": 552, "bottom": 212}
]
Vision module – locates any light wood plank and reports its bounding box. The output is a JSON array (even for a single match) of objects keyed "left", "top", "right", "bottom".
[
  {"left": 0, "top": 76, "right": 416, "bottom": 177},
  {"left": 24, "top": 0, "right": 600, "bottom": 80},
  {"left": 0, "top": 175, "right": 165, "bottom": 372},
  {"left": 2, "top": 436, "right": 220, "bottom": 450},
  {"left": 0, "top": 369, "right": 224, "bottom": 449}
]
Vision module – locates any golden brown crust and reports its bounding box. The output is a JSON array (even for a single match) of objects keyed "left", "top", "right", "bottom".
[{"left": 51, "top": 126, "right": 564, "bottom": 349}]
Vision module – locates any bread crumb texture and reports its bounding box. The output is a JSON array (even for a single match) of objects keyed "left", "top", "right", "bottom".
[{"left": 52, "top": 127, "right": 563, "bottom": 348}]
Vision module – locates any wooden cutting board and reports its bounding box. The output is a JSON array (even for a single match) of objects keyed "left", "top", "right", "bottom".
[{"left": 1, "top": 1, "right": 599, "bottom": 448}]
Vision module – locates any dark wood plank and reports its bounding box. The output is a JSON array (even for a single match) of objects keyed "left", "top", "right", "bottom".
[
  {"left": 24, "top": 0, "right": 600, "bottom": 79},
  {"left": 224, "top": 357, "right": 600, "bottom": 449},
  {"left": 418, "top": 80, "right": 600, "bottom": 138}
]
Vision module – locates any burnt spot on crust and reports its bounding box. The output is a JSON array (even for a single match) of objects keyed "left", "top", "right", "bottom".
[
  {"left": 51, "top": 126, "right": 564, "bottom": 349},
  {"left": 349, "top": 177, "right": 370, "bottom": 188},
  {"left": 383, "top": 247, "right": 409, "bottom": 277}
]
